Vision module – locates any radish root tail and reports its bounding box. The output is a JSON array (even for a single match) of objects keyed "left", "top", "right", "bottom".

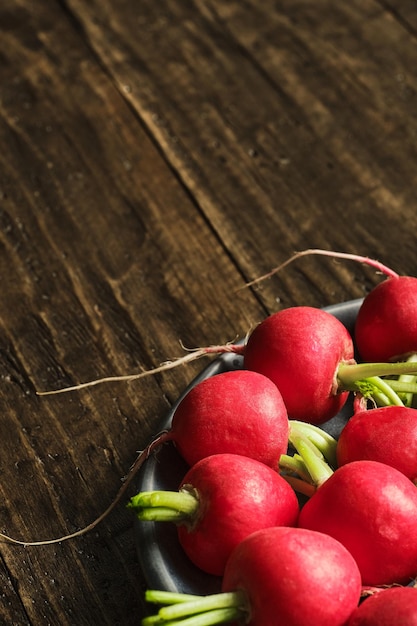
[
  {"left": 0, "top": 431, "right": 171, "bottom": 547},
  {"left": 240, "top": 248, "right": 399, "bottom": 290},
  {"left": 36, "top": 342, "right": 245, "bottom": 396}
]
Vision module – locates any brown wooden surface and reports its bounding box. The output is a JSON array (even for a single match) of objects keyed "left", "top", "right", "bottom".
[{"left": 1, "top": 1, "right": 417, "bottom": 623}]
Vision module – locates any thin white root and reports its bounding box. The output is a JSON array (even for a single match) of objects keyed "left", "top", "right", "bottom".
[
  {"left": 241, "top": 248, "right": 399, "bottom": 289},
  {"left": 36, "top": 343, "right": 244, "bottom": 396},
  {"left": 0, "top": 431, "right": 170, "bottom": 547}
]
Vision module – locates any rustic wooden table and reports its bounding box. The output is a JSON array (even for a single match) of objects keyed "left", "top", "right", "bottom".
[{"left": 1, "top": 1, "right": 417, "bottom": 623}]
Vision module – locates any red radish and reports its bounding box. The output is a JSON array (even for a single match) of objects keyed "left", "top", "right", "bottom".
[
  {"left": 347, "top": 586, "right": 417, "bottom": 625},
  {"left": 337, "top": 401, "right": 417, "bottom": 482},
  {"left": 240, "top": 305, "right": 417, "bottom": 423},
  {"left": 355, "top": 276, "right": 417, "bottom": 362},
  {"left": 128, "top": 453, "right": 299, "bottom": 576},
  {"left": 222, "top": 527, "right": 361, "bottom": 626},
  {"left": 242, "top": 305, "right": 417, "bottom": 424},
  {"left": 297, "top": 459, "right": 417, "bottom": 586},
  {"left": 168, "top": 369, "right": 289, "bottom": 468},
  {"left": 142, "top": 526, "right": 362, "bottom": 626},
  {"left": 243, "top": 305, "right": 355, "bottom": 423}
]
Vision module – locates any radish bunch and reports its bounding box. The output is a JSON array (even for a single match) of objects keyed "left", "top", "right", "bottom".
[
  {"left": 4, "top": 249, "right": 417, "bottom": 621},
  {"left": 138, "top": 250, "right": 417, "bottom": 625}
]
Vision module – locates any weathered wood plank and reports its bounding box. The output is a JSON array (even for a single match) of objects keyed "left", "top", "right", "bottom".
[
  {"left": 65, "top": 0, "right": 417, "bottom": 305},
  {"left": 1, "top": 0, "right": 417, "bottom": 623},
  {"left": 379, "top": 0, "right": 417, "bottom": 31},
  {"left": 0, "top": 2, "right": 265, "bottom": 624}
]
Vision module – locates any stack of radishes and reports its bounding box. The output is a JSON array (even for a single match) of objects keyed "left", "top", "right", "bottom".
[{"left": 132, "top": 252, "right": 417, "bottom": 625}]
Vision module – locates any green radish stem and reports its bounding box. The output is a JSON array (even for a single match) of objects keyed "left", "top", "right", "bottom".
[
  {"left": 289, "top": 420, "right": 338, "bottom": 467},
  {"left": 128, "top": 489, "right": 199, "bottom": 524},
  {"left": 338, "top": 360, "right": 417, "bottom": 389},
  {"left": 280, "top": 422, "right": 339, "bottom": 493},
  {"left": 386, "top": 380, "right": 417, "bottom": 396},
  {"left": 396, "top": 353, "right": 417, "bottom": 406},
  {"left": 142, "top": 590, "right": 248, "bottom": 626},
  {"left": 280, "top": 427, "right": 336, "bottom": 491},
  {"left": 281, "top": 475, "right": 317, "bottom": 498},
  {"left": 143, "top": 607, "right": 239, "bottom": 625},
  {"left": 337, "top": 361, "right": 417, "bottom": 408},
  {"left": 290, "top": 436, "right": 334, "bottom": 487},
  {"left": 279, "top": 453, "right": 313, "bottom": 484},
  {"left": 145, "top": 590, "right": 201, "bottom": 604},
  {"left": 354, "top": 377, "right": 405, "bottom": 407}
]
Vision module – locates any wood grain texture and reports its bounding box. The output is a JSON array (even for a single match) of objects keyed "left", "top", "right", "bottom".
[
  {"left": 0, "top": 0, "right": 416, "bottom": 623},
  {"left": 62, "top": 0, "right": 417, "bottom": 304}
]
